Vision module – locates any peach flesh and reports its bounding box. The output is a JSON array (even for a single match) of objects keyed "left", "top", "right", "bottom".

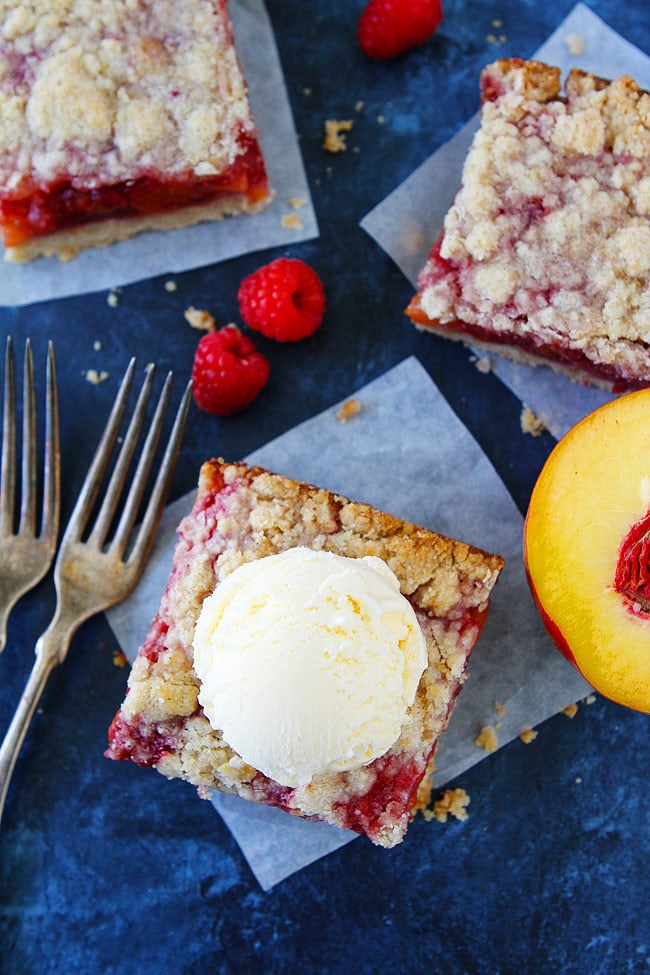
[{"left": 524, "top": 389, "right": 650, "bottom": 714}]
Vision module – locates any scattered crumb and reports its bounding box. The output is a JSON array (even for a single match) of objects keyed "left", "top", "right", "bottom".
[
  {"left": 354, "top": 100, "right": 364, "bottom": 112},
  {"left": 519, "top": 728, "right": 538, "bottom": 744},
  {"left": 303, "top": 86, "right": 312, "bottom": 97},
  {"left": 564, "top": 33, "right": 585, "bottom": 55},
  {"left": 472, "top": 354, "right": 492, "bottom": 374},
  {"left": 474, "top": 725, "right": 498, "bottom": 752},
  {"left": 164, "top": 280, "right": 178, "bottom": 293},
  {"left": 487, "top": 33, "right": 507, "bottom": 44},
  {"left": 93, "top": 340, "right": 102, "bottom": 352},
  {"left": 352, "top": 146, "right": 361, "bottom": 154},
  {"left": 288, "top": 196, "right": 306, "bottom": 210},
  {"left": 495, "top": 701, "right": 506, "bottom": 717},
  {"left": 426, "top": 788, "right": 471, "bottom": 823},
  {"left": 112, "top": 649, "right": 128, "bottom": 668},
  {"left": 584, "top": 694, "right": 597, "bottom": 705},
  {"left": 184, "top": 306, "right": 216, "bottom": 332},
  {"left": 492, "top": 19, "right": 502, "bottom": 28},
  {"left": 376, "top": 114, "right": 385, "bottom": 125},
  {"left": 84, "top": 369, "right": 109, "bottom": 385},
  {"left": 337, "top": 398, "right": 362, "bottom": 422},
  {"left": 520, "top": 404, "right": 546, "bottom": 437},
  {"left": 107, "top": 291, "right": 119, "bottom": 308},
  {"left": 563, "top": 703, "right": 579, "bottom": 719},
  {"left": 575, "top": 776, "right": 583, "bottom": 784},
  {"left": 323, "top": 118, "right": 353, "bottom": 153},
  {"left": 281, "top": 213, "right": 303, "bottom": 231}
]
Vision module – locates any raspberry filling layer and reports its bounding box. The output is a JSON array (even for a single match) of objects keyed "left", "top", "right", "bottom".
[
  {"left": 407, "top": 284, "right": 644, "bottom": 394},
  {"left": 0, "top": 136, "right": 268, "bottom": 248}
]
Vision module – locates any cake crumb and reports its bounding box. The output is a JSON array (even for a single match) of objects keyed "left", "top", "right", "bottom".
[
  {"left": 337, "top": 398, "right": 362, "bottom": 422},
  {"left": 184, "top": 307, "right": 216, "bottom": 332},
  {"left": 426, "top": 788, "right": 471, "bottom": 823},
  {"left": 112, "top": 649, "right": 128, "bottom": 668},
  {"left": 564, "top": 33, "right": 585, "bottom": 55},
  {"left": 376, "top": 114, "right": 385, "bottom": 125},
  {"left": 164, "top": 280, "right": 178, "bottom": 292},
  {"left": 575, "top": 776, "right": 583, "bottom": 784},
  {"left": 323, "top": 118, "right": 353, "bottom": 153},
  {"left": 289, "top": 196, "right": 307, "bottom": 210},
  {"left": 107, "top": 290, "right": 120, "bottom": 308},
  {"left": 93, "top": 340, "right": 102, "bottom": 352},
  {"left": 583, "top": 694, "right": 597, "bottom": 705},
  {"left": 495, "top": 701, "right": 506, "bottom": 716},
  {"left": 472, "top": 354, "right": 492, "bottom": 374},
  {"left": 520, "top": 405, "right": 546, "bottom": 437},
  {"left": 303, "top": 86, "right": 312, "bottom": 97},
  {"left": 354, "top": 100, "right": 364, "bottom": 112},
  {"left": 563, "top": 703, "right": 579, "bottom": 718},
  {"left": 85, "top": 369, "right": 109, "bottom": 385},
  {"left": 281, "top": 213, "right": 303, "bottom": 231},
  {"left": 519, "top": 727, "right": 538, "bottom": 744},
  {"left": 492, "top": 19, "right": 502, "bottom": 28},
  {"left": 474, "top": 725, "right": 498, "bottom": 752}
]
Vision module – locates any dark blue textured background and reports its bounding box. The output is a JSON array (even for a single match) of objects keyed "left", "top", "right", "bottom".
[{"left": 1, "top": 2, "right": 649, "bottom": 973}]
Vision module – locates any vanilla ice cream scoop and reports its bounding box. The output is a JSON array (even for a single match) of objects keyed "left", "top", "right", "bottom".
[{"left": 192, "top": 546, "right": 428, "bottom": 787}]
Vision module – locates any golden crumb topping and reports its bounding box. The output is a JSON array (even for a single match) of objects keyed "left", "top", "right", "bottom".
[{"left": 0, "top": 0, "right": 255, "bottom": 190}]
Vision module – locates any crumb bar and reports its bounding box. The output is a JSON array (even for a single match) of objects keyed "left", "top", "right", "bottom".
[
  {"left": 0, "top": 0, "right": 271, "bottom": 261},
  {"left": 407, "top": 59, "right": 650, "bottom": 391},
  {"left": 106, "top": 460, "right": 503, "bottom": 848}
]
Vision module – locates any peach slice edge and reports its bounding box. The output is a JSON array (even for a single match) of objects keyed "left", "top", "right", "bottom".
[{"left": 524, "top": 389, "right": 650, "bottom": 714}]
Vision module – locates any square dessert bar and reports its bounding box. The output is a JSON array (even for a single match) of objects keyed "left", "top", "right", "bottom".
[
  {"left": 107, "top": 460, "right": 503, "bottom": 848},
  {"left": 0, "top": 0, "right": 271, "bottom": 261},
  {"left": 407, "top": 59, "right": 650, "bottom": 391}
]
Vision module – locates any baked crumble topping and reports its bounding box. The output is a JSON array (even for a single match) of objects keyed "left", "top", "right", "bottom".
[
  {"left": 0, "top": 0, "right": 254, "bottom": 189},
  {"left": 107, "top": 460, "right": 503, "bottom": 847},
  {"left": 410, "top": 59, "right": 650, "bottom": 389}
]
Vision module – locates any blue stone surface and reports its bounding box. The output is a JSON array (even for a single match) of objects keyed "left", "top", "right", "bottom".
[{"left": 1, "top": 2, "right": 649, "bottom": 973}]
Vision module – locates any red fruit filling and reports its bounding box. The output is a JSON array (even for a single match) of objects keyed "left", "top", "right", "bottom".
[
  {"left": 106, "top": 713, "right": 180, "bottom": 766},
  {"left": 615, "top": 510, "right": 650, "bottom": 614},
  {"left": 0, "top": 135, "right": 268, "bottom": 248},
  {"left": 407, "top": 290, "right": 643, "bottom": 394}
]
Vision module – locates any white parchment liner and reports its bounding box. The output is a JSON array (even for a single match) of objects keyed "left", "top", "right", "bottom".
[
  {"left": 0, "top": 0, "right": 318, "bottom": 306},
  {"left": 361, "top": 4, "right": 650, "bottom": 440},
  {"left": 107, "top": 357, "right": 590, "bottom": 889}
]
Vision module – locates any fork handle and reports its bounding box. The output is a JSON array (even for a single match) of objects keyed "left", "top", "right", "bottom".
[{"left": 0, "top": 615, "right": 74, "bottom": 825}]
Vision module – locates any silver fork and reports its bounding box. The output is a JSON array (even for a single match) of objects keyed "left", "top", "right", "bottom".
[
  {"left": 0, "top": 359, "right": 191, "bottom": 824},
  {"left": 0, "top": 337, "right": 60, "bottom": 653}
]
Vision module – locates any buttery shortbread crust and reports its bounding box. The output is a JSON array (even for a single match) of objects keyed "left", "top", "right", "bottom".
[
  {"left": 0, "top": 0, "right": 270, "bottom": 259},
  {"left": 107, "top": 460, "right": 503, "bottom": 848},
  {"left": 408, "top": 59, "right": 650, "bottom": 391}
]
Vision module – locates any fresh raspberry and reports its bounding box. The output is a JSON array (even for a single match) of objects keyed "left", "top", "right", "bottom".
[
  {"left": 191, "top": 325, "right": 270, "bottom": 416},
  {"left": 238, "top": 258, "right": 326, "bottom": 342},
  {"left": 358, "top": 0, "right": 442, "bottom": 60}
]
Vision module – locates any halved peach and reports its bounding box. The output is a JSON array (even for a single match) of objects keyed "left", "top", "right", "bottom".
[{"left": 524, "top": 389, "right": 650, "bottom": 713}]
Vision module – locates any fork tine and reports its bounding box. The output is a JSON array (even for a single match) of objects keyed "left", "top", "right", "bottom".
[
  {"left": 126, "top": 378, "right": 192, "bottom": 569},
  {"left": 40, "top": 342, "right": 60, "bottom": 541},
  {"left": 88, "top": 363, "right": 155, "bottom": 549},
  {"left": 19, "top": 339, "right": 36, "bottom": 535},
  {"left": 1, "top": 336, "right": 16, "bottom": 535},
  {"left": 110, "top": 369, "right": 172, "bottom": 558},
  {"left": 64, "top": 358, "right": 136, "bottom": 544}
]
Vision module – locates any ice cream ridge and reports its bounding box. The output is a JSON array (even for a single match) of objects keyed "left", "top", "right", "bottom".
[{"left": 193, "top": 547, "right": 428, "bottom": 788}]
